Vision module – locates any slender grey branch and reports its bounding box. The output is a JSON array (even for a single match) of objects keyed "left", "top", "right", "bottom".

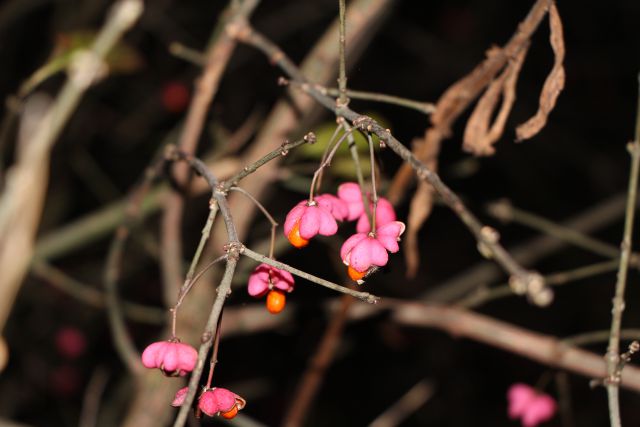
[
  {"left": 606, "top": 75, "right": 640, "bottom": 427},
  {"left": 242, "top": 247, "right": 379, "bottom": 304}
]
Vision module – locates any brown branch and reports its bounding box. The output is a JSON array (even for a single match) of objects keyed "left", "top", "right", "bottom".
[
  {"left": 391, "top": 301, "right": 640, "bottom": 392},
  {"left": 160, "top": 0, "right": 259, "bottom": 312},
  {"left": 32, "top": 261, "right": 165, "bottom": 324},
  {"left": 282, "top": 295, "right": 354, "bottom": 427}
]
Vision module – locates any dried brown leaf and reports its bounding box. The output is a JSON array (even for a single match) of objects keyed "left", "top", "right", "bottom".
[
  {"left": 404, "top": 136, "right": 440, "bottom": 278},
  {"left": 516, "top": 1, "right": 565, "bottom": 141},
  {"left": 388, "top": 0, "right": 552, "bottom": 200},
  {"left": 463, "top": 44, "right": 529, "bottom": 156}
]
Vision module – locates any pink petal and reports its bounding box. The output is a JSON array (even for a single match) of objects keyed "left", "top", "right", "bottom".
[
  {"left": 198, "top": 390, "right": 220, "bottom": 416},
  {"left": 141, "top": 341, "right": 163, "bottom": 369},
  {"left": 375, "top": 198, "right": 396, "bottom": 226},
  {"left": 338, "top": 182, "right": 365, "bottom": 220},
  {"left": 376, "top": 221, "right": 406, "bottom": 252},
  {"left": 298, "top": 206, "right": 321, "bottom": 239},
  {"left": 340, "top": 233, "right": 368, "bottom": 262},
  {"left": 176, "top": 343, "right": 198, "bottom": 374},
  {"left": 356, "top": 198, "right": 397, "bottom": 233},
  {"left": 507, "top": 383, "right": 537, "bottom": 419},
  {"left": 316, "top": 208, "right": 339, "bottom": 236},
  {"left": 522, "top": 395, "right": 556, "bottom": 427},
  {"left": 212, "top": 388, "right": 237, "bottom": 413},
  {"left": 171, "top": 387, "right": 189, "bottom": 407},
  {"left": 271, "top": 268, "right": 295, "bottom": 292},
  {"left": 316, "top": 194, "right": 349, "bottom": 221},
  {"left": 349, "top": 238, "right": 388, "bottom": 271},
  {"left": 248, "top": 265, "right": 269, "bottom": 297},
  {"left": 283, "top": 203, "right": 307, "bottom": 236}
]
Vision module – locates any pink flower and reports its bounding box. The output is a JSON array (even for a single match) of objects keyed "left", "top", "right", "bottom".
[
  {"left": 248, "top": 263, "right": 294, "bottom": 314},
  {"left": 172, "top": 387, "right": 246, "bottom": 419},
  {"left": 284, "top": 197, "right": 345, "bottom": 248},
  {"left": 248, "top": 263, "right": 295, "bottom": 297},
  {"left": 337, "top": 182, "right": 366, "bottom": 221},
  {"left": 340, "top": 221, "right": 405, "bottom": 282},
  {"left": 55, "top": 327, "right": 87, "bottom": 359},
  {"left": 315, "top": 194, "right": 349, "bottom": 221},
  {"left": 356, "top": 198, "right": 396, "bottom": 233},
  {"left": 507, "top": 383, "right": 557, "bottom": 427},
  {"left": 171, "top": 387, "right": 189, "bottom": 407},
  {"left": 337, "top": 182, "right": 396, "bottom": 232},
  {"left": 199, "top": 388, "right": 246, "bottom": 418},
  {"left": 141, "top": 340, "right": 198, "bottom": 377}
]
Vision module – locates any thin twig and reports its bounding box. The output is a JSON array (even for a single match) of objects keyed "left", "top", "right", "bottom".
[
  {"left": 564, "top": 329, "right": 640, "bottom": 347},
  {"left": 229, "top": 186, "right": 278, "bottom": 258},
  {"left": 424, "top": 193, "right": 637, "bottom": 303},
  {"left": 605, "top": 75, "right": 640, "bottom": 427},
  {"left": 79, "top": 367, "right": 110, "bottom": 427},
  {"left": 32, "top": 261, "right": 165, "bottom": 324},
  {"left": 104, "top": 148, "right": 169, "bottom": 374},
  {"left": 222, "top": 134, "right": 313, "bottom": 191},
  {"left": 242, "top": 247, "right": 379, "bottom": 303},
  {"left": 457, "top": 259, "right": 620, "bottom": 309},
  {"left": 323, "top": 87, "right": 435, "bottom": 114},
  {"left": 369, "top": 379, "right": 435, "bottom": 427},
  {"left": 487, "top": 200, "right": 640, "bottom": 265},
  {"left": 337, "top": 0, "right": 348, "bottom": 107}
]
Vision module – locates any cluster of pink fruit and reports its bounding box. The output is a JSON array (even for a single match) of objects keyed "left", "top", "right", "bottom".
[
  {"left": 141, "top": 340, "right": 245, "bottom": 419},
  {"left": 246, "top": 182, "right": 405, "bottom": 314}
]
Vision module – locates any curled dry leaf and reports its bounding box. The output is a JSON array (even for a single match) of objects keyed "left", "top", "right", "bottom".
[
  {"left": 516, "top": 1, "right": 565, "bottom": 141},
  {"left": 404, "top": 136, "right": 440, "bottom": 278},
  {"left": 388, "top": 0, "right": 552, "bottom": 201},
  {"left": 463, "top": 44, "right": 529, "bottom": 156}
]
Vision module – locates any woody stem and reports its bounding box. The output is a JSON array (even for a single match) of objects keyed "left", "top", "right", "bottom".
[
  {"left": 308, "top": 128, "right": 353, "bottom": 202},
  {"left": 205, "top": 308, "right": 224, "bottom": 389},
  {"left": 367, "top": 133, "right": 378, "bottom": 232}
]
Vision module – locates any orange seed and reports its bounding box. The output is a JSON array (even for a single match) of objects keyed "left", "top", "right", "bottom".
[
  {"left": 347, "top": 265, "right": 366, "bottom": 282},
  {"left": 220, "top": 405, "right": 238, "bottom": 419},
  {"left": 287, "top": 221, "right": 309, "bottom": 248},
  {"left": 266, "top": 290, "right": 286, "bottom": 314}
]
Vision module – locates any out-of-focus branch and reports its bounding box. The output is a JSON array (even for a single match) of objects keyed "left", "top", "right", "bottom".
[
  {"left": 487, "top": 200, "right": 640, "bottom": 266},
  {"left": 160, "top": 0, "right": 259, "bottom": 313},
  {"left": 369, "top": 379, "right": 435, "bottom": 427},
  {"left": 0, "top": 0, "right": 143, "bottom": 372},
  {"left": 391, "top": 301, "right": 640, "bottom": 392},
  {"left": 281, "top": 295, "right": 354, "bottom": 427},
  {"left": 425, "top": 193, "right": 635, "bottom": 303},
  {"left": 32, "top": 261, "right": 165, "bottom": 324}
]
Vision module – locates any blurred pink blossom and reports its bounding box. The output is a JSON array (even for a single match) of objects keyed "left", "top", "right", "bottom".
[{"left": 507, "top": 383, "right": 556, "bottom": 427}]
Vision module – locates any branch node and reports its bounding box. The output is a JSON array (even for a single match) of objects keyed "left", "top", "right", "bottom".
[{"left": 304, "top": 132, "right": 317, "bottom": 144}]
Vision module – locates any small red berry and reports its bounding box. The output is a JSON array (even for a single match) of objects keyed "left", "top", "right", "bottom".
[{"left": 161, "top": 81, "right": 190, "bottom": 113}]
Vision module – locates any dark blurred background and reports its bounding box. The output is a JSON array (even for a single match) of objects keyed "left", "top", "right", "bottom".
[{"left": 0, "top": 0, "right": 639, "bottom": 425}]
